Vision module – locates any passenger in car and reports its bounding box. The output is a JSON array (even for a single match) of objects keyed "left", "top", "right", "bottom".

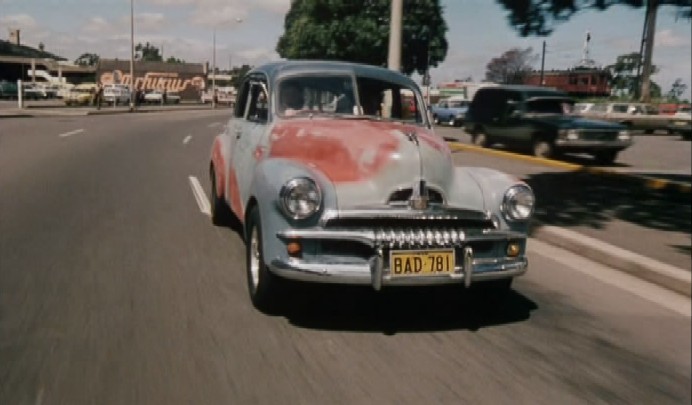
[{"left": 280, "top": 82, "right": 305, "bottom": 116}]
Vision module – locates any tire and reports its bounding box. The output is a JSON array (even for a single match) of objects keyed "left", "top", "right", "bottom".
[
  {"left": 433, "top": 115, "right": 439, "bottom": 125},
  {"left": 210, "top": 169, "right": 233, "bottom": 226},
  {"left": 448, "top": 118, "right": 455, "bottom": 126},
  {"left": 532, "top": 138, "right": 555, "bottom": 159},
  {"left": 246, "top": 206, "right": 281, "bottom": 313},
  {"left": 472, "top": 131, "right": 489, "bottom": 148},
  {"left": 594, "top": 150, "right": 618, "bottom": 165}
]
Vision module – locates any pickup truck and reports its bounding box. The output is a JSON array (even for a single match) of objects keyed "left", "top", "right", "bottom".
[
  {"left": 579, "top": 102, "right": 672, "bottom": 134},
  {"left": 430, "top": 98, "right": 470, "bottom": 126}
]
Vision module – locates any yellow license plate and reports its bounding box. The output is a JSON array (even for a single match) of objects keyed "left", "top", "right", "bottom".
[{"left": 389, "top": 249, "right": 455, "bottom": 276}]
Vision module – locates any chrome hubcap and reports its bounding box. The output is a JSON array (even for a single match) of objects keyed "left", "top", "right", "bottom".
[{"left": 249, "top": 226, "right": 260, "bottom": 290}]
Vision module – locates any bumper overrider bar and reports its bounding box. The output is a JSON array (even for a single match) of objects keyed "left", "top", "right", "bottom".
[{"left": 272, "top": 227, "right": 528, "bottom": 290}]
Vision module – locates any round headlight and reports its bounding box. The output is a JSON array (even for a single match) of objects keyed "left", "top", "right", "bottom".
[
  {"left": 501, "top": 185, "right": 535, "bottom": 221},
  {"left": 279, "top": 178, "right": 322, "bottom": 220}
]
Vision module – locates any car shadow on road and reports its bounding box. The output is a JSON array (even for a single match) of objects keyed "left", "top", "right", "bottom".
[
  {"left": 524, "top": 169, "right": 691, "bottom": 236},
  {"left": 275, "top": 283, "right": 538, "bottom": 334}
]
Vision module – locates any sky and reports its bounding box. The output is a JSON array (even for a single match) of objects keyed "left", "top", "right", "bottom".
[{"left": 1, "top": 0, "right": 690, "bottom": 99}]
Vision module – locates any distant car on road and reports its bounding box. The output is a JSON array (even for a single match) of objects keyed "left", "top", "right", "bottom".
[
  {"left": 464, "top": 85, "right": 633, "bottom": 164},
  {"left": 668, "top": 105, "right": 691, "bottom": 140},
  {"left": 103, "top": 84, "right": 131, "bottom": 106},
  {"left": 209, "top": 60, "right": 535, "bottom": 313},
  {"left": 580, "top": 102, "right": 671, "bottom": 134},
  {"left": 431, "top": 97, "right": 469, "bottom": 126}
]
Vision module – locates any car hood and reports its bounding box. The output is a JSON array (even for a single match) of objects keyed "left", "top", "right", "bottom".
[
  {"left": 267, "top": 118, "right": 457, "bottom": 209},
  {"left": 525, "top": 114, "right": 624, "bottom": 130}
]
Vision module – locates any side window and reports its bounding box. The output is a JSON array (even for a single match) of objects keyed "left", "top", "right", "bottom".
[
  {"left": 234, "top": 81, "right": 250, "bottom": 118},
  {"left": 247, "top": 81, "right": 268, "bottom": 123}
]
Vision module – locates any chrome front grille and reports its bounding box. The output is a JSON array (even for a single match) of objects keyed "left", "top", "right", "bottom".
[
  {"left": 580, "top": 130, "right": 618, "bottom": 141},
  {"left": 388, "top": 188, "right": 444, "bottom": 204}
]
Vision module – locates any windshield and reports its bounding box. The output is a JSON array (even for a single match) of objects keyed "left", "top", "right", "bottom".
[{"left": 277, "top": 74, "right": 425, "bottom": 124}]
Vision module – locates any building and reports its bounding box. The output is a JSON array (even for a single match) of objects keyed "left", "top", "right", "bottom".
[{"left": 523, "top": 68, "right": 612, "bottom": 97}]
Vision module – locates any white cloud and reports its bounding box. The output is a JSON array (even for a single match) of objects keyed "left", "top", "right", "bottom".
[
  {"left": 0, "top": 14, "right": 37, "bottom": 30},
  {"left": 133, "top": 12, "right": 167, "bottom": 32},
  {"left": 83, "top": 17, "right": 114, "bottom": 34},
  {"left": 655, "top": 29, "right": 689, "bottom": 48}
]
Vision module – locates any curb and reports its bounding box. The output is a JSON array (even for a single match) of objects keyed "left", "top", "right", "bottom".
[
  {"left": 447, "top": 142, "right": 691, "bottom": 194},
  {"left": 1, "top": 105, "right": 218, "bottom": 118},
  {"left": 532, "top": 224, "right": 691, "bottom": 297}
]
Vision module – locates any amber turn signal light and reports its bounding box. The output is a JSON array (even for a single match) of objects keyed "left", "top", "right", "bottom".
[
  {"left": 287, "top": 240, "right": 302, "bottom": 257},
  {"left": 506, "top": 242, "right": 521, "bottom": 257}
]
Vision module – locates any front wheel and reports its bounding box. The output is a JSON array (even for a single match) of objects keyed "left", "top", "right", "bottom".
[
  {"left": 532, "top": 138, "right": 555, "bottom": 159},
  {"left": 472, "top": 131, "right": 489, "bottom": 148},
  {"left": 246, "top": 206, "right": 281, "bottom": 313},
  {"left": 433, "top": 115, "right": 439, "bottom": 125}
]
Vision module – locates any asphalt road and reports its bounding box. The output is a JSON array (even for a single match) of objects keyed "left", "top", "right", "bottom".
[{"left": 1, "top": 112, "right": 690, "bottom": 404}]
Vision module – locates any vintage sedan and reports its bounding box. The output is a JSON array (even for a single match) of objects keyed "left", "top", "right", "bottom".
[{"left": 209, "top": 61, "right": 535, "bottom": 312}]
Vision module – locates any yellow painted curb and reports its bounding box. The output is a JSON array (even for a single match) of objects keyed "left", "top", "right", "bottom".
[{"left": 446, "top": 141, "right": 691, "bottom": 194}]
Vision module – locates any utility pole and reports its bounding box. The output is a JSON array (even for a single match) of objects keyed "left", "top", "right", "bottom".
[
  {"left": 387, "top": 0, "right": 403, "bottom": 71},
  {"left": 640, "top": 0, "right": 658, "bottom": 103},
  {"left": 129, "top": 0, "right": 135, "bottom": 112},
  {"left": 540, "top": 40, "right": 546, "bottom": 86}
]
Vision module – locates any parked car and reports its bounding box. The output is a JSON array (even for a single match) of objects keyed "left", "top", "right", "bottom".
[
  {"left": 668, "top": 104, "right": 691, "bottom": 140},
  {"left": 102, "top": 84, "right": 131, "bottom": 105},
  {"left": 144, "top": 90, "right": 181, "bottom": 104},
  {"left": 201, "top": 89, "right": 236, "bottom": 106},
  {"left": 573, "top": 102, "right": 595, "bottom": 114},
  {"left": 0, "top": 80, "right": 18, "bottom": 99},
  {"left": 430, "top": 97, "right": 470, "bottom": 126},
  {"left": 209, "top": 61, "right": 535, "bottom": 313},
  {"left": 64, "top": 83, "right": 97, "bottom": 106},
  {"left": 580, "top": 102, "right": 671, "bottom": 134},
  {"left": 464, "top": 85, "right": 632, "bottom": 164}
]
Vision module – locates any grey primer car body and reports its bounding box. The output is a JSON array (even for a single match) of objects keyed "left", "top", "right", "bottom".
[
  {"left": 464, "top": 85, "right": 633, "bottom": 164},
  {"left": 209, "top": 61, "right": 535, "bottom": 310}
]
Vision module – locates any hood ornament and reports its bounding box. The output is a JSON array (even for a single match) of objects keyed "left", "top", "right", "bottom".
[
  {"left": 410, "top": 179, "right": 429, "bottom": 210},
  {"left": 404, "top": 131, "right": 419, "bottom": 146}
]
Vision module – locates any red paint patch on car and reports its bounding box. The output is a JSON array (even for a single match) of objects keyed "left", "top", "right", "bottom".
[{"left": 268, "top": 120, "right": 433, "bottom": 182}]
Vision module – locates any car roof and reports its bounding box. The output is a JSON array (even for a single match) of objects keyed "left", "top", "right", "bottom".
[{"left": 247, "top": 60, "right": 419, "bottom": 89}]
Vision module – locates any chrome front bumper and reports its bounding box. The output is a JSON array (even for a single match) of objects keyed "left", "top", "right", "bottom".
[{"left": 269, "top": 253, "right": 527, "bottom": 290}]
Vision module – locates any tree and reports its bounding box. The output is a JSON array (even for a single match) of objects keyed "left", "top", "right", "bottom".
[
  {"left": 606, "top": 52, "right": 659, "bottom": 97},
  {"left": 485, "top": 47, "right": 537, "bottom": 84},
  {"left": 495, "top": 1, "right": 690, "bottom": 101},
  {"left": 276, "top": 0, "right": 448, "bottom": 75},
  {"left": 74, "top": 53, "right": 100, "bottom": 66},
  {"left": 38, "top": 42, "right": 45, "bottom": 52},
  {"left": 135, "top": 42, "right": 163, "bottom": 62},
  {"left": 165, "top": 56, "right": 185, "bottom": 64},
  {"left": 231, "top": 64, "right": 253, "bottom": 89},
  {"left": 666, "top": 78, "right": 688, "bottom": 101},
  {"left": 495, "top": 0, "right": 690, "bottom": 36}
]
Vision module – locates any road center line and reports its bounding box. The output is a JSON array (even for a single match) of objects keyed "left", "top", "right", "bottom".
[
  {"left": 58, "top": 128, "right": 85, "bottom": 138},
  {"left": 183, "top": 135, "right": 192, "bottom": 145},
  {"left": 188, "top": 176, "right": 211, "bottom": 217}
]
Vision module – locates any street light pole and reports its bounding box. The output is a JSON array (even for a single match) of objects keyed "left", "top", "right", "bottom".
[
  {"left": 129, "top": 0, "right": 135, "bottom": 111},
  {"left": 212, "top": 28, "right": 216, "bottom": 109}
]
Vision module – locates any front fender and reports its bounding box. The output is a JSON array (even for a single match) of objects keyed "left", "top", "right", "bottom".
[
  {"left": 457, "top": 167, "right": 532, "bottom": 234},
  {"left": 248, "top": 158, "right": 337, "bottom": 266}
]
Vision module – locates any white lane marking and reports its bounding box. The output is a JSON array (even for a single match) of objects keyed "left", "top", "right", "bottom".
[
  {"left": 529, "top": 239, "right": 691, "bottom": 317},
  {"left": 207, "top": 122, "right": 221, "bottom": 128},
  {"left": 188, "top": 176, "right": 211, "bottom": 217},
  {"left": 58, "top": 128, "right": 85, "bottom": 138},
  {"left": 183, "top": 135, "right": 192, "bottom": 145}
]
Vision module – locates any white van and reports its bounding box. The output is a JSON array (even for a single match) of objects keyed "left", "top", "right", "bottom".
[{"left": 103, "top": 84, "right": 131, "bottom": 105}]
